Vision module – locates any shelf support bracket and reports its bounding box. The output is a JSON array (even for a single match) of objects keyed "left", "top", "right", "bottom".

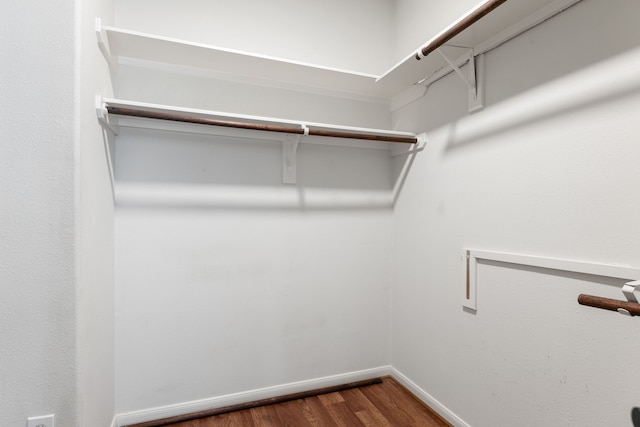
[
  {"left": 282, "top": 129, "right": 304, "bottom": 184},
  {"left": 619, "top": 280, "right": 640, "bottom": 315},
  {"left": 436, "top": 48, "right": 484, "bottom": 113},
  {"left": 390, "top": 133, "right": 427, "bottom": 158},
  {"left": 462, "top": 249, "right": 478, "bottom": 311},
  {"left": 95, "top": 95, "right": 119, "bottom": 135},
  {"left": 622, "top": 280, "right": 640, "bottom": 303},
  {"left": 95, "top": 18, "right": 118, "bottom": 73}
]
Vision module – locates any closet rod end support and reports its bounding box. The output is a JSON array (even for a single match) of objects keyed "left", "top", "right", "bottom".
[
  {"left": 622, "top": 280, "right": 640, "bottom": 304},
  {"left": 96, "top": 95, "right": 119, "bottom": 135},
  {"left": 282, "top": 133, "right": 301, "bottom": 185}
]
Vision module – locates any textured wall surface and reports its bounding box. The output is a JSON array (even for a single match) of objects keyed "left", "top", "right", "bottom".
[
  {"left": 114, "top": 126, "right": 395, "bottom": 412},
  {"left": 391, "top": 0, "right": 640, "bottom": 425},
  {"left": 111, "top": 1, "right": 404, "bottom": 414},
  {"left": 7, "top": 0, "right": 635, "bottom": 425},
  {"left": 0, "top": 1, "right": 78, "bottom": 425},
  {"left": 391, "top": 0, "right": 480, "bottom": 65},
  {"left": 77, "top": 0, "right": 116, "bottom": 425}
]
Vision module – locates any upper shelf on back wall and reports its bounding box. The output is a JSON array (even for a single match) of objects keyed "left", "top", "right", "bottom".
[{"left": 97, "top": 0, "right": 581, "bottom": 106}]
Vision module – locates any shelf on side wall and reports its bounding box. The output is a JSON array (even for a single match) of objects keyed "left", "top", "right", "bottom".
[
  {"left": 97, "top": 0, "right": 583, "bottom": 107},
  {"left": 379, "top": 0, "right": 583, "bottom": 108}
]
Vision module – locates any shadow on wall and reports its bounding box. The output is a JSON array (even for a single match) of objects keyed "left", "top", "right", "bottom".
[
  {"left": 113, "top": 127, "right": 420, "bottom": 210},
  {"left": 483, "top": 0, "right": 640, "bottom": 108},
  {"left": 393, "top": 0, "right": 640, "bottom": 137},
  {"left": 101, "top": 121, "right": 117, "bottom": 202},
  {"left": 441, "top": 46, "right": 640, "bottom": 152}
]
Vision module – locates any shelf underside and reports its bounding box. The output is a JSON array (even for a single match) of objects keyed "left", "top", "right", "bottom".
[
  {"left": 102, "top": 0, "right": 578, "bottom": 102},
  {"left": 377, "top": 0, "right": 574, "bottom": 90}
]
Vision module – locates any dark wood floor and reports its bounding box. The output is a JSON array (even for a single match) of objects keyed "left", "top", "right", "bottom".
[{"left": 165, "top": 377, "right": 452, "bottom": 427}]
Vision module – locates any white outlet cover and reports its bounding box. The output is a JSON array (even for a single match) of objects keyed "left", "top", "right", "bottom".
[{"left": 27, "top": 414, "right": 55, "bottom": 427}]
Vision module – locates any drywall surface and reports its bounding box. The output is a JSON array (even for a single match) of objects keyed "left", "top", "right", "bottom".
[
  {"left": 390, "top": 0, "right": 640, "bottom": 426},
  {"left": 392, "top": 0, "right": 480, "bottom": 65},
  {"left": 114, "top": 128, "right": 394, "bottom": 412},
  {"left": 112, "top": 0, "right": 403, "bottom": 415},
  {"left": 114, "top": 64, "right": 393, "bottom": 129},
  {"left": 0, "top": 1, "right": 78, "bottom": 426},
  {"left": 76, "top": 0, "right": 116, "bottom": 426},
  {"left": 114, "top": 0, "right": 395, "bottom": 76}
]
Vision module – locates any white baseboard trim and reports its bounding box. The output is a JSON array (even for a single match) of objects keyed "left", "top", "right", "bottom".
[
  {"left": 114, "top": 366, "right": 391, "bottom": 426},
  {"left": 390, "top": 367, "right": 471, "bottom": 427},
  {"left": 109, "top": 415, "right": 118, "bottom": 427}
]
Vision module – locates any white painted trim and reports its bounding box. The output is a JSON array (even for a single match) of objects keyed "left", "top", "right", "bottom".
[
  {"left": 463, "top": 249, "right": 640, "bottom": 311},
  {"left": 469, "top": 249, "right": 640, "bottom": 281},
  {"left": 114, "top": 366, "right": 391, "bottom": 426},
  {"left": 390, "top": 367, "right": 471, "bottom": 427},
  {"left": 109, "top": 415, "right": 118, "bottom": 427}
]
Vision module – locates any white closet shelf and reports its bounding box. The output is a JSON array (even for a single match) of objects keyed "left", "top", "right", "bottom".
[
  {"left": 97, "top": 0, "right": 581, "bottom": 104},
  {"left": 98, "top": 24, "right": 391, "bottom": 99},
  {"left": 378, "top": 0, "right": 582, "bottom": 92},
  {"left": 97, "top": 98, "right": 425, "bottom": 184},
  {"left": 98, "top": 98, "right": 421, "bottom": 146}
]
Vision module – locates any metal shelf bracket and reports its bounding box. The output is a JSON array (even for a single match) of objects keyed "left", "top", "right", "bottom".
[
  {"left": 282, "top": 129, "right": 305, "bottom": 184},
  {"left": 436, "top": 48, "right": 484, "bottom": 113}
]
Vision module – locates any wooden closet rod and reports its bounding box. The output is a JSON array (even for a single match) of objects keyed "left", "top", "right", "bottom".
[
  {"left": 415, "top": 0, "right": 509, "bottom": 60},
  {"left": 577, "top": 294, "right": 640, "bottom": 316},
  {"left": 106, "top": 106, "right": 418, "bottom": 144}
]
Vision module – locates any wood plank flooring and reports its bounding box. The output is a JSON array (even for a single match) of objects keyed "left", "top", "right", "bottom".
[{"left": 163, "top": 377, "right": 452, "bottom": 427}]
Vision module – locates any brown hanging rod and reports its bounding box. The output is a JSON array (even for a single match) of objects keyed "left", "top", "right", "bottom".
[
  {"left": 416, "top": 0, "right": 509, "bottom": 60},
  {"left": 106, "top": 106, "right": 418, "bottom": 144},
  {"left": 577, "top": 294, "right": 640, "bottom": 316}
]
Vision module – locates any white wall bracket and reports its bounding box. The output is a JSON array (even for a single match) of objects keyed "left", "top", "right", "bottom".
[
  {"left": 95, "top": 18, "right": 118, "bottom": 73},
  {"left": 95, "top": 95, "right": 119, "bottom": 135},
  {"left": 618, "top": 280, "right": 640, "bottom": 315},
  {"left": 462, "top": 250, "right": 478, "bottom": 310},
  {"left": 390, "top": 133, "right": 428, "bottom": 158},
  {"left": 462, "top": 249, "right": 640, "bottom": 313},
  {"left": 436, "top": 48, "right": 484, "bottom": 113},
  {"left": 622, "top": 280, "right": 640, "bottom": 303},
  {"left": 282, "top": 130, "right": 304, "bottom": 184},
  {"left": 437, "top": 48, "right": 475, "bottom": 92}
]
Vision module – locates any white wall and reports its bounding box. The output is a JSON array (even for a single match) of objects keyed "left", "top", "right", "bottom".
[
  {"left": 110, "top": 0, "right": 640, "bottom": 423},
  {"left": 114, "top": 129, "right": 394, "bottom": 412},
  {"left": 111, "top": 2, "right": 408, "bottom": 414},
  {"left": 391, "top": 0, "right": 640, "bottom": 426},
  {"left": 0, "top": 2, "right": 78, "bottom": 426},
  {"left": 114, "top": 0, "right": 395, "bottom": 75},
  {"left": 391, "top": 0, "right": 480, "bottom": 65},
  {"left": 2, "top": 1, "right": 116, "bottom": 425},
  {"left": 77, "top": 0, "right": 116, "bottom": 426}
]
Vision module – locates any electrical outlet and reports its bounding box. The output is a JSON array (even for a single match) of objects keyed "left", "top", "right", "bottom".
[{"left": 27, "top": 414, "right": 54, "bottom": 427}]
